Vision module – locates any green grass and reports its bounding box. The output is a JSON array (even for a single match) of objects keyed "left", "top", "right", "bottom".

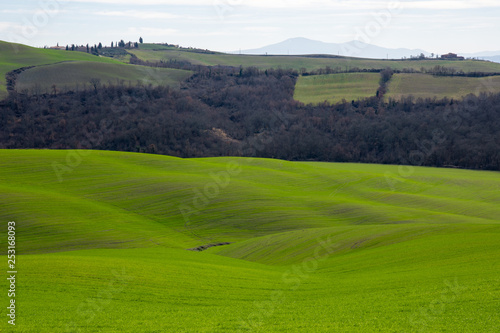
[
  {"left": 1, "top": 150, "right": 498, "bottom": 253},
  {"left": 0, "top": 41, "right": 123, "bottom": 99},
  {"left": 294, "top": 73, "right": 381, "bottom": 104},
  {"left": 0, "top": 150, "right": 499, "bottom": 332},
  {"left": 137, "top": 43, "right": 180, "bottom": 51},
  {"left": 386, "top": 73, "right": 500, "bottom": 100},
  {"left": 12, "top": 237, "right": 500, "bottom": 332},
  {"left": 15, "top": 61, "right": 193, "bottom": 93},
  {"left": 295, "top": 72, "right": 500, "bottom": 105},
  {"left": 128, "top": 47, "right": 500, "bottom": 73}
]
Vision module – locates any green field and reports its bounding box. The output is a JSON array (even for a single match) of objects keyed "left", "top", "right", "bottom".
[
  {"left": 294, "top": 73, "right": 380, "bottom": 104},
  {"left": 0, "top": 41, "right": 124, "bottom": 99},
  {"left": 15, "top": 61, "right": 193, "bottom": 93},
  {"left": 136, "top": 43, "right": 179, "bottom": 51},
  {"left": 0, "top": 150, "right": 499, "bottom": 332},
  {"left": 129, "top": 46, "right": 500, "bottom": 73},
  {"left": 386, "top": 73, "right": 500, "bottom": 100},
  {"left": 295, "top": 72, "right": 500, "bottom": 104}
]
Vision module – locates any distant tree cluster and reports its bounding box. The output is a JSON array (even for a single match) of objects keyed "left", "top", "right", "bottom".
[
  {"left": 376, "top": 68, "right": 394, "bottom": 99},
  {"left": 64, "top": 37, "right": 144, "bottom": 55},
  {"left": 420, "top": 65, "right": 500, "bottom": 77},
  {"left": 1, "top": 68, "right": 499, "bottom": 170}
]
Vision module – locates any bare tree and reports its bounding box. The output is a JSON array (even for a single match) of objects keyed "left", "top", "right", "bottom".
[{"left": 89, "top": 78, "right": 101, "bottom": 93}]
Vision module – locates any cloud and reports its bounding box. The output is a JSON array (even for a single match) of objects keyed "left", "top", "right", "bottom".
[
  {"left": 0, "top": 9, "right": 65, "bottom": 15},
  {"left": 126, "top": 27, "right": 178, "bottom": 37},
  {"left": 57, "top": 0, "right": 500, "bottom": 9},
  {"left": 400, "top": 0, "right": 500, "bottom": 10},
  {"left": 0, "top": 21, "right": 30, "bottom": 34},
  {"left": 0, "top": 22, "right": 20, "bottom": 32},
  {"left": 59, "top": 0, "right": 215, "bottom": 4},
  {"left": 244, "top": 26, "right": 281, "bottom": 32},
  {"left": 95, "top": 10, "right": 178, "bottom": 19}
]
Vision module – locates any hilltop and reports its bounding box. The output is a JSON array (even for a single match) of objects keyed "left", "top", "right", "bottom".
[
  {"left": 0, "top": 41, "right": 192, "bottom": 98},
  {"left": 0, "top": 41, "right": 118, "bottom": 99}
]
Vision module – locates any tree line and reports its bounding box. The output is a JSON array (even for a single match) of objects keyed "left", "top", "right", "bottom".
[{"left": 1, "top": 68, "right": 498, "bottom": 170}]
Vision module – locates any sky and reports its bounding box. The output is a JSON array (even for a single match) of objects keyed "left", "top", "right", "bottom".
[{"left": 1, "top": 0, "right": 499, "bottom": 55}]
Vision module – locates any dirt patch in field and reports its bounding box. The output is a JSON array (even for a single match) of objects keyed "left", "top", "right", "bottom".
[
  {"left": 187, "top": 242, "right": 233, "bottom": 252},
  {"left": 350, "top": 238, "right": 370, "bottom": 249}
]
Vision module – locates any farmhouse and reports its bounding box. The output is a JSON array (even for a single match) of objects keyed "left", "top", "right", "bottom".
[{"left": 441, "top": 53, "right": 465, "bottom": 60}]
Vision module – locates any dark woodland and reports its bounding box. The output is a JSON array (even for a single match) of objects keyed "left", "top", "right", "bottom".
[{"left": 1, "top": 67, "right": 499, "bottom": 170}]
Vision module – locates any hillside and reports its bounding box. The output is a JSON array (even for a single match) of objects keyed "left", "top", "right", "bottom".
[
  {"left": 129, "top": 44, "right": 500, "bottom": 73},
  {"left": 2, "top": 69, "right": 499, "bottom": 170},
  {"left": 0, "top": 41, "right": 122, "bottom": 99},
  {"left": 15, "top": 61, "right": 192, "bottom": 94},
  {"left": 294, "top": 73, "right": 381, "bottom": 104},
  {"left": 0, "top": 150, "right": 499, "bottom": 332},
  {"left": 4, "top": 40, "right": 500, "bottom": 103},
  {"left": 294, "top": 72, "right": 500, "bottom": 103},
  {"left": 386, "top": 73, "right": 500, "bottom": 100},
  {"left": 1, "top": 150, "right": 499, "bottom": 254},
  {"left": 0, "top": 41, "right": 192, "bottom": 98}
]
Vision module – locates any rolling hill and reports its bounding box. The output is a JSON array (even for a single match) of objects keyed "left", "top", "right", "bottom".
[
  {"left": 1, "top": 37, "right": 500, "bottom": 332},
  {"left": 0, "top": 41, "right": 122, "bottom": 99},
  {"left": 4, "top": 40, "right": 500, "bottom": 103},
  {"left": 15, "top": 61, "right": 192, "bottom": 94},
  {"left": 0, "top": 150, "right": 499, "bottom": 332},
  {"left": 0, "top": 41, "right": 192, "bottom": 98},
  {"left": 129, "top": 43, "right": 500, "bottom": 73}
]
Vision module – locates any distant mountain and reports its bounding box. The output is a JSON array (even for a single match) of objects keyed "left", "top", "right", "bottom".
[
  {"left": 464, "top": 50, "right": 500, "bottom": 57},
  {"left": 463, "top": 51, "right": 500, "bottom": 63},
  {"left": 483, "top": 56, "right": 500, "bottom": 63},
  {"left": 236, "top": 37, "right": 430, "bottom": 59}
]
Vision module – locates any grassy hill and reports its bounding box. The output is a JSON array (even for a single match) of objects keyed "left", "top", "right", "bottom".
[
  {"left": 0, "top": 41, "right": 123, "bottom": 99},
  {"left": 130, "top": 45, "right": 500, "bottom": 73},
  {"left": 15, "top": 61, "right": 193, "bottom": 94},
  {"left": 294, "top": 73, "right": 380, "bottom": 104},
  {"left": 0, "top": 41, "right": 192, "bottom": 98},
  {"left": 0, "top": 149, "right": 499, "bottom": 332}
]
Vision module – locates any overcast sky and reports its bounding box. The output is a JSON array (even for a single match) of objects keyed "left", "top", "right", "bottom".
[{"left": 1, "top": 0, "right": 499, "bottom": 54}]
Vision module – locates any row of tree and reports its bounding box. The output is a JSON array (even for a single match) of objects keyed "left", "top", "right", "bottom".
[{"left": 64, "top": 38, "right": 144, "bottom": 54}]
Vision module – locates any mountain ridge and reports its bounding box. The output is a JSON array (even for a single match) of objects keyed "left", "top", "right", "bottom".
[
  {"left": 235, "top": 37, "right": 430, "bottom": 59},
  {"left": 235, "top": 37, "right": 500, "bottom": 62}
]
